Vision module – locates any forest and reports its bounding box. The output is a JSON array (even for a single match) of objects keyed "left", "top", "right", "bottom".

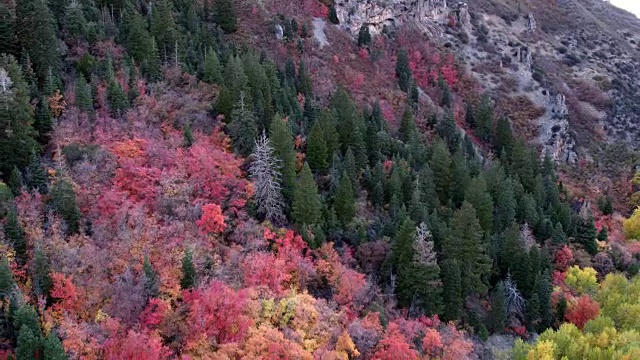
[{"left": 0, "top": 0, "right": 639, "bottom": 358}]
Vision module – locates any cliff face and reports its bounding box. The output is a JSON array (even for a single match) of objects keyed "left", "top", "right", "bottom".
[{"left": 336, "top": 0, "right": 640, "bottom": 163}]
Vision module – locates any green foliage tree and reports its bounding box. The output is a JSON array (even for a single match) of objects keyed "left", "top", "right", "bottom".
[
  {"left": 430, "top": 140, "right": 452, "bottom": 204},
  {"left": 552, "top": 222, "right": 567, "bottom": 244},
  {"left": 357, "top": 24, "right": 371, "bottom": 48},
  {"left": 494, "top": 116, "right": 514, "bottom": 154},
  {"left": 32, "top": 246, "right": 53, "bottom": 297},
  {"left": 494, "top": 178, "right": 516, "bottom": 232},
  {"left": 597, "top": 226, "right": 608, "bottom": 242},
  {"left": 16, "top": 0, "right": 60, "bottom": 79},
  {"left": 443, "top": 201, "right": 491, "bottom": 296},
  {"left": 75, "top": 75, "right": 93, "bottom": 112},
  {"left": 17, "top": 326, "right": 42, "bottom": 360},
  {"left": 107, "top": 79, "right": 129, "bottom": 117},
  {"left": 64, "top": 1, "right": 88, "bottom": 43},
  {"left": 328, "top": 6, "right": 339, "bottom": 24},
  {"left": 26, "top": 155, "right": 48, "bottom": 195},
  {"left": 270, "top": 115, "right": 297, "bottom": 206},
  {"left": 334, "top": 171, "right": 356, "bottom": 226},
  {"left": 50, "top": 178, "right": 82, "bottom": 234},
  {"left": 124, "top": 10, "right": 152, "bottom": 64},
  {"left": 34, "top": 96, "right": 52, "bottom": 144},
  {"left": 150, "top": 0, "right": 181, "bottom": 64},
  {"left": 487, "top": 282, "right": 507, "bottom": 333},
  {"left": 143, "top": 255, "right": 160, "bottom": 299},
  {"left": 203, "top": 48, "right": 222, "bottom": 84},
  {"left": 440, "top": 259, "right": 463, "bottom": 321},
  {"left": 144, "top": 38, "right": 163, "bottom": 82},
  {"left": 476, "top": 94, "right": 493, "bottom": 142},
  {"left": 180, "top": 249, "right": 196, "bottom": 290},
  {"left": 8, "top": 166, "right": 23, "bottom": 196},
  {"left": 183, "top": 122, "right": 194, "bottom": 148},
  {"left": 0, "top": 256, "right": 14, "bottom": 296},
  {"left": 0, "top": 2, "right": 18, "bottom": 57},
  {"left": 436, "top": 112, "right": 459, "bottom": 152},
  {"left": 398, "top": 109, "right": 417, "bottom": 143},
  {"left": 465, "top": 175, "right": 494, "bottom": 234},
  {"left": 307, "top": 121, "right": 328, "bottom": 173},
  {"left": 5, "top": 209, "right": 27, "bottom": 265},
  {"left": 228, "top": 93, "right": 257, "bottom": 157},
  {"left": 292, "top": 163, "right": 322, "bottom": 227},
  {"left": 575, "top": 211, "right": 598, "bottom": 255},
  {"left": 43, "top": 331, "right": 67, "bottom": 360},
  {"left": 395, "top": 49, "right": 412, "bottom": 92},
  {"left": 214, "top": 0, "right": 237, "bottom": 33}
]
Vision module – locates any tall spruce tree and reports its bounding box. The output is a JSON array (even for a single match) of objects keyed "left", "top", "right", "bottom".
[
  {"left": 229, "top": 92, "right": 257, "bottom": 157},
  {"left": 214, "top": 0, "right": 237, "bottom": 33},
  {"left": 476, "top": 94, "right": 493, "bottom": 142},
  {"left": 180, "top": 249, "right": 196, "bottom": 290},
  {"left": 430, "top": 140, "right": 452, "bottom": 204},
  {"left": 465, "top": 175, "right": 494, "bottom": 234},
  {"left": 292, "top": 163, "right": 322, "bottom": 227},
  {"left": 307, "top": 120, "right": 329, "bottom": 173},
  {"left": 0, "top": 256, "right": 14, "bottom": 296},
  {"left": 203, "top": 48, "right": 222, "bottom": 84},
  {"left": 50, "top": 178, "right": 82, "bottom": 235},
  {"left": 270, "top": 115, "right": 297, "bottom": 206},
  {"left": 32, "top": 246, "right": 53, "bottom": 297},
  {"left": 487, "top": 282, "right": 507, "bottom": 333},
  {"left": 74, "top": 75, "right": 93, "bottom": 112},
  {"left": 143, "top": 255, "right": 160, "bottom": 299},
  {"left": 43, "top": 331, "right": 66, "bottom": 360},
  {"left": 16, "top": 0, "right": 60, "bottom": 79},
  {"left": 5, "top": 210, "right": 27, "bottom": 265},
  {"left": 440, "top": 259, "right": 463, "bottom": 321},
  {"left": 443, "top": 201, "right": 491, "bottom": 296},
  {"left": 396, "top": 49, "right": 412, "bottom": 92},
  {"left": 334, "top": 171, "right": 356, "bottom": 226}
]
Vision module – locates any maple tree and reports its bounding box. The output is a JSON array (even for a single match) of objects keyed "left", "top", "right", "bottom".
[
  {"left": 196, "top": 203, "right": 227, "bottom": 235},
  {"left": 565, "top": 295, "right": 600, "bottom": 329}
]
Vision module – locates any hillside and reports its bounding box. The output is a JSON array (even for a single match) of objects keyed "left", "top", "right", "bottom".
[{"left": 1, "top": 0, "right": 640, "bottom": 359}]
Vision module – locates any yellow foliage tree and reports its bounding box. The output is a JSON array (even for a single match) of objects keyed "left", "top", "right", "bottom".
[
  {"left": 623, "top": 207, "right": 640, "bottom": 241},
  {"left": 565, "top": 266, "right": 598, "bottom": 295}
]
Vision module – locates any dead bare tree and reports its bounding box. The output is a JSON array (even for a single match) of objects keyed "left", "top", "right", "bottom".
[{"left": 250, "top": 132, "right": 285, "bottom": 225}]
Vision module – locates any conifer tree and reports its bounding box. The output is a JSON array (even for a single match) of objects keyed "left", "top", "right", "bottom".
[
  {"left": 450, "top": 149, "right": 470, "bottom": 207},
  {"left": 43, "top": 331, "right": 66, "bottom": 360},
  {"left": 398, "top": 108, "right": 417, "bottom": 143},
  {"left": 535, "top": 271, "right": 554, "bottom": 331},
  {"left": 525, "top": 293, "right": 541, "bottom": 331},
  {"left": 552, "top": 222, "right": 567, "bottom": 244},
  {"left": 307, "top": 121, "right": 329, "bottom": 173},
  {"left": 34, "top": 96, "right": 52, "bottom": 144},
  {"left": 319, "top": 109, "right": 339, "bottom": 161},
  {"left": 494, "top": 116, "right": 514, "bottom": 154},
  {"left": 16, "top": 0, "right": 60, "bottom": 79},
  {"left": 334, "top": 171, "right": 356, "bottom": 226},
  {"left": 270, "top": 115, "right": 297, "bottom": 206},
  {"left": 597, "top": 226, "right": 608, "bottom": 242},
  {"left": 436, "top": 111, "right": 459, "bottom": 152},
  {"left": 332, "top": 87, "right": 362, "bottom": 153},
  {"left": 0, "top": 2, "right": 18, "bottom": 57},
  {"left": 229, "top": 92, "right": 257, "bottom": 157},
  {"left": 297, "top": 60, "right": 313, "bottom": 97},
  {"left": 250, "top": 133, "right": 285, "bottom": 224},
  {"left": 487, "top": 282, "right": 507, "bottom": 333},
  {"left": 440, "top": 259, "right": 463, "bottom": 321},
  {"left": 5, "top": 210, "right": 27, "bottom": 265},
  {"left": 182, "top": 122, "right": 194, "bottom": 148},
  {"left": 494, "top": 177, "right": 516, "bottom": 232},
  {"left": 0, "top": 55, "right": 39, "bottom": 178},
  {"left": 144, "top": 38, "right": 163, "bottom": 82},
  {"left": 328, "top": 6, "right": 339, "bottom": 24},
  {"left": 143, "top": 255, "right": 160, "bottom": 299},
  {"left": 465, "top": 102, "right": 476, "bottom": 128},
  {"left": 357, "top": 24, "right": 372, "bottom": 48},
  {"left": 575, "top": 210, "right": 598, "bottom": 255},
  {"left": 74, "top": 75, "right": 93, "bottom": 112},
  {"left": 8, "top": 167, "right": 23, "bottom": 196},
  {"left": 127, "top": 65, "right": 139, "bottom": 103},
  {"left": 32, "top": 246, "right": 53, "bottom": 297},
  {"left": 476, "top": 94, "right": 493, "bottom": 142},
  {"left": 443, "top": 201, "right": 491, "bottom": 296},
  {"left": 50, "top": 178, "right": 82, "bottom": 235},
  {"left": 214, "top": 0, "right": 237, "bottom": 33},
  {"left": 430, "top": 140, "right": 452, "bottom": 204},
  {"left": 396, "top": 49, "right": 412, "bottom": 92},
  {"left": 438, "top": 73, "right": 451, "bottom": 107},
  {"left": 17, "top": 327, "right": 42, "bottom": 360},
  {"left": 124, "top": 10, "right": 152, "bottom": 64},
  {"left": 0, "top": 256, "right": 14, "bottom": 296},
  {"left": 150, "top": 0, "right": 181, "bottom": 63},
  {"left": 203, "top": 48, "right": 222, "bottom": 84},
  {"left": 107, "top": 79, "right": 129, "bottom": 118},
  {"left": 292, "top": 163, "right": 322, "bottom": 227},
  {"left": 64, "top": 1, "right": 88, "bottom": 43},
  {"left": 180, "top": 249, "right": 196, "bottom": 290},
  {"left": 26, "top": 154, "right": 48, "bottom": 195},
  {"left": 465, "top": 175, "right": 494, "bottom": 234}
]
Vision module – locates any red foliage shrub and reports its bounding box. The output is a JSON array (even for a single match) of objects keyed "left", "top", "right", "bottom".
[
  {"left": 196, "top": 203, "right": 226, "bottom": 235},
  {"left": 372, "top": 323, "right": 419, "bottom": 360},
  {"left": 565, "top": 295, "right": 600, "bottom": 329},
  {"left": 50, "top": 272, "right": 80, "bottom": 313},
  {"left": 241, "top": 252, "right": 293, "bottom": 296},
  {"left": 555, "top": 245, "right": 575, "bottom": 272}
]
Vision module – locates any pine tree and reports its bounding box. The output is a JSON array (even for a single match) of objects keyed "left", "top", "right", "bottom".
[
  {"left": 307, "top": 121, "right": 329, "bottom": 173},
  {"left": 16, "top": 326, "right": 42, "bottom": 360},
  {"left": 5, "top": 210, "right": 27, "bottom": 265},
  {"left": 398, "top": 108, "right": 417, "bottom": 143},
  {"left": 124, "top": 10, "right": 152, "bottom": 64},
  {"left": 34, "top": 96, "right": 52, "bottom": 144},
  {"left": 64, "top": 1, "right": 88, "bottom": 43},
  {"left": 250, "top": 133, "right": 285, "bottom": 224},
  {"left": 465, "top": 175, "right": 494, "bottom": 234},
  {"left": 476, "top": 94, "right": 493, "bottom": 142},
  {"left": 525, "top": 293, "right": 541, "bottom": 331},
  {"left": 229, "top": 92, "right": 257, "bottom": 157},
  {"left": 332, "top": 87, "right": 362, "bottom": 153},
  {"left": 0, "top": 2, "right": 18, "bottom": 58},
  {"left": 214, "top": 0, "right": 237, "bottom": 33},
  {"left": 297, "top": 60, "right": 313, "bottom": 97},
  {"left": 396, "top": 49, "right": 412, "bottom": 92},
  {"left": 450, "top": 149, "right": 470, "bottom": 207},
  {"left": 494, "top": 116, "right": 514, "bottom": 154},
  {"left": 465, "top": 102, "right": 476, "bottom": 128},
  {"left": 150, "top": 0, "right": 181, "bottom": 64},
  {"left": 50, "top": 178, "right": 82, "bottom": 235},
  {"left": 575, "top": 209, "right": 598, "bottom": 255},
  {"left": 357, "top": 24, "right": 372, "bottom": 48},
  {"left": 107, "top": 79, "right": 129, "bottom": 118},
  {"left": 0, "top": 56, "right": 40, "bottom": 178},
  {"left": 334, "top": 171, "right": 356, "bottom": 226},
  {"left": 270, "top": 115, "right": 297, "bottom": 206},
  {"left": 127, "top": 64, "right": 139, "bottom": 103},
  {"left": 443, "top": 201, "right": 491, "bottom": 296},
  {"left": 8, "top": 166, "right": 23, "bottom": 196},
  {"left": 535, "top": 271, "right": 554, "bottom": 331},
  {"left": 180, "top": 249, "right": 196, "bottom": 290},
  {"left": 74, "top": 75, "right": 93, "bottom": 112},
  {"left": 16, "top": 0, "right": 60, "bottom": 79},
  {"left": 430, "top": 140, "right": 452, "bottom": 204},
  {"left": 0, "top": 256, "right": 14, "bottom": 296},
  {"left": 32, "top": 246, "right": 53, "bottom": 297},
  {"left": 440, "top": 259, "right": 463, "bottom": 321},
  {"left": 494, "top": 177, "right": 516, "bottom": 233},
  {"left": 552, "top": 222, "right": 567, "bottom": 244},
  {"left": 328, "top": 6, "right": 339, "bottom": 24},
  {"left": 26, "top": 154, "right": 48, "bottom": 195},
  {"left": 43, "top": 331, "right": 66, "bottom": 360},
  {"left": 292, "top": 163, "right": 322, "bottom": 227},
  {"left": 182, "top": 122, "right": 194, "bottom": 148},
  {"left": 319, "top": 109, "right": 339, "bottom": 162},
  {"left": 203, "top": 48, "right": 222, "bottom": 84},
  {"left": 439, "top": 73, "right": 451, "bottom": 107},
  {"left": 143, "top": 255, "right": 160, "bottom": 299},
  {"left": 597, "top": 226, "right": 608, "bottom": 242},
  {"left": 144, "top": 38, "right": 163, "bottom": 82},
  {"left": 436, "top": 111, "right": 459, "bottom": 152},
  {"left": 487, "top": 282, "right": 507, "bottom": 333}
]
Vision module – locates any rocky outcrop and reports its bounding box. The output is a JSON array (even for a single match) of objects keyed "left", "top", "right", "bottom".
[
  {"left": 335, "top": 0, "right": 451, "bottom": 36},
  {"left": 451, "top": 2, "right": 471, "bottom": 33},
  {"left": 539, "top": 90, "right": 577, "bottom": 163},
  {"left": 513, "top": 46, "right": 533, "bottom": 71},
  {"left": 527, "top": 13, "right": 537, "bottom": 32}
]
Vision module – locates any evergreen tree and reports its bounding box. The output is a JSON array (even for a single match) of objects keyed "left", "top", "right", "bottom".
[
  {"left": 214, "top": 0, "right": 237, "bottom": 33},
  {"left": 74, "top": 75, "right": 93, "bottom": 112},
  {"left": 16, "top": 326, "right": 42, "bottom": 360},
  {"left": 525, "top": 293, "right": 541, "bottom": 331},
  {"left": 64, "top": 1, "right": 88, "bottom": 43},
  {"left": 144, "top": 38, "right": 163, "bottom": 82},
  {"left": 575, "top": 210, "right": 598, "bottom": 255},
  {"left": 319, "top": 109, "right": 339, "bottom": 162},
  {"left": 357, "top": 24, "right": 372, "bottom": 48},
  {"left": 443, "top": 201, "right": 491, "bottom": 296},
  {"left": 127, "top": 64, "right": 139, "bottom": 103},
  {"left": 328, "top": 5, "right": 339, "bottom": 24},
  {"left": 26, "top": 154, "right": 48, "bottom": 195},
  {"left": 494, "top": 116, "right": 514, "bottom": 154},
  {"left": 465, "top": 175, "right": 494, "bottom": 234},
  {"left": 465, "top": 102, "right": 476, "bottom": 128},
  {"left": 107, "top": 79, "right": 129, "bottom": 117},
  {"left": 0, "top": 256, "right": 14, "bottom": 296},
  {"left": 0, "top": 2, "right": 18, "bottom": 57},
  {"left": 438, "top": 73, "right": 451, "bottom": 107},
  {"left": 32, "top": 246, "right": 53, "bottom": 297},
  {"left": 430, "top": 140, "right": 452, "bottom": 204},
  {"left": 50, "top": 178, "right": 82, "bottom": 234},
  {"left": 395, "top": 49, "right": 412, "bottom": 92},
  {"left": 182, "top": 122, "right": 194, "bottom": 148},
  {"left": 535, "top": 271, "right": 554, "bottom": 331},
  {"left": 343, "top": 147, "right": 358, "bottom": 191},
  {"left": 552, "top": 222, "right": 567, "bottom": 244},
  {"left": 440, "top": 259, "right": 463, "bottom": 321},
  {"left": 270, "top": 115, "right": 297, "bottom": 206},
  {"left": 5, "top": 210, "right": 28, "bottom": 265},
  {"left": 494, "top": 178, "right": 516, "bottom": 232},
  {"left": 476, "top": 94, "right": 493, "bottom": 142},
  {"left": 150, "top": 0, "right": 181, "bottom": 64},
  {"left": 292, "top": 163, "right": 322, "bottom": 227},
  {"left": 16, "top": 0, "right": 60, "bottom": 79},
  {"left": 450, "top": 149, "right": 470, "bottom": 208},
  {"left": 143, "top": 255, "right": 160, "bottom": 299},
  {"left": 334, "top": 171, "right": 356, "bottom": 226},
  {"left": 0, "top": 55, "right": 39, "bottom": 178},
  {"left": 180, "top": 249, "right": 196, "bottom": 290},
  {"left": 487, "top": 282, "right": 507, "bottom": 333},
  {"left": 597, "top": 226, "right": 608, "bottom": 242},
  {"left": 307, "top": 121, "right": 329, "bottom": 173},
  {"left": 332, "top": 87, "right": 362, "bottom": 153},
  {"left": 43, "top": 331, "right": 66, "bottom": 360},
  {"left": 436, "top": 111, "right": 459, "bottom": 152},
  {"left": 297, "top": 60, "right": 313, "bottom": 97},
  {"left": 203, "top": 48, "right": 222, "bottom": 84},
  {"left": 229, "top": 92, "right": 257, "bottom": 156},
  {"left": 124, "top": 10, "right": 152, "bottom": 64},
  {"left": 34, "top": 96, "right": 52, "bottom": 144},
  {"left": 398, "top": 108, "right": 417, "bottom": 143},
  {"left": 8, "top": 166, "right": 23, "bottom": 196}
]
